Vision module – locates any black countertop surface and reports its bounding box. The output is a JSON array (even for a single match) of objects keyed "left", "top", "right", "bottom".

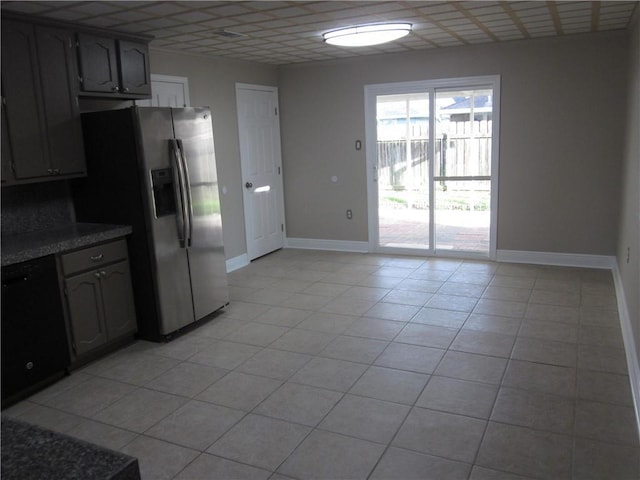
[
  {"left": 1, "top": 417, "right": 140, "bottom": 480},
  {"left": 1, "top": 223, "right": 132, "bottom": 267}
]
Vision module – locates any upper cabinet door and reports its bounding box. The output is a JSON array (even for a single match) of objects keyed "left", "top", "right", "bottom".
[
  {"left": 118, "top": 40, "right": 151, "bottom": 96},
  {"left": 1, "top": 97, "right": 14, "bottom": 183},
  {"left": 35, "top": 26, "right": 86, "bottom": 177},
  {"left": 77, "top": 33, "right": 119, "bottom": 93},
  {"left": 1, "top": 20, "right": 49, "bottom": 180}
]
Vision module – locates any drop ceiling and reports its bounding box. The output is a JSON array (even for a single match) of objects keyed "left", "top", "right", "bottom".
[{"left": 1, "top": 1, "right": 637, "bottom": 65}]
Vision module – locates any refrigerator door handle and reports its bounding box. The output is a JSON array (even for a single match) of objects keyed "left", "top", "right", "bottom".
[
  {"left": 170, "top": 139, "right": 189, "bottom": 248},
  {"left": 176, "top": 139, "right": 194, "bottom": 247}
]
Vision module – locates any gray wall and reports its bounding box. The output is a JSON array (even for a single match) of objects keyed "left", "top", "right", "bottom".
[
  {"left": 618, "top": 16, "right": 640, "bottom": 372},
  {"left": 149, "top": 50, "right": 278, "bottom": 260},
  {"left": 278, "top": 32, "right": 628, "bottom": 255}
]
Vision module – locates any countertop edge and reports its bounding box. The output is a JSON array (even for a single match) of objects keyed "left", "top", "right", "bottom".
[{"left": 1, "top": 224, "right": 133, "bottom": 267}]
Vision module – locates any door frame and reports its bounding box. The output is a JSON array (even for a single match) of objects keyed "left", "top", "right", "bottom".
[
  {"left": 365, "top": 75, "right": 501, "bottom": 260},
  {"left": 236, "top": 82, "right": 286, "bottom": 261}
]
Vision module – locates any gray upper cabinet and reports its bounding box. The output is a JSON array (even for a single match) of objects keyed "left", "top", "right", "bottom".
[
  {"left": 36, "top": 26, "right": 86, "bottom": 177},
  {"left": 1, "top": 20, "right": 85, "bottom": 185},
  {"left": 78, "top": 34, "right": 151, "bottom": 98},
  {"left": 76, "top": 33, "right": 119, "bottom": 94},
  {"left": 1, "top": 15, "right": 151, "bottom": 185},
  {"left": 118, "top": 40, "right": 151, "bottom": 96},
  {"left": 1, "top": 20, "right": 49, "bottom": 182}
]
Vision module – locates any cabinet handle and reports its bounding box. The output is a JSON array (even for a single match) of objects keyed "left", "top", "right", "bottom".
[
  {"left": 47, "top": 168, "right": 54, "bottom": 175},
  {"left": 100, "top": 271, "right": 107, "bottom": 278},
  {"left": 111, "top": 86, "right": 120, "bottom": 92},
  {"left": 25, "top": 362, "right": 34, "bottom": 370},
  {"left": 90, "top": 254, "right": 104, "bottom": 262},
  {"left": 94, "top": 272, "right": 101, "bottom": 279},
  {"left": 123, "top": 87, "right": 129, "bottom": 93}
]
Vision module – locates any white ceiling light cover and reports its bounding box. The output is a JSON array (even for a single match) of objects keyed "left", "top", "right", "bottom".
[{"left": 323, "top": 23, "right": 412, "bottom": 47}]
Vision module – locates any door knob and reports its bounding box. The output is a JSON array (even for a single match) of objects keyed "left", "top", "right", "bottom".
[{"left": 245, "top": 182, "right": 253, "bottom": 189}]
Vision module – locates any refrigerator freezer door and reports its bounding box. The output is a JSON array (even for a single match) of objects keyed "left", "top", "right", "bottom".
[
  {"left": 136, "top": 107, "right": 195, "bottom": 334},
  {"left": 172, "top": 107, "right": 229, "bottom": 320}
]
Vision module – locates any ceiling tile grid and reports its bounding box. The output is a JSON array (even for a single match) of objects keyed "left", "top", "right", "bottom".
[{"left": 1, "top": 1, "right": 637, "bottom": 65}]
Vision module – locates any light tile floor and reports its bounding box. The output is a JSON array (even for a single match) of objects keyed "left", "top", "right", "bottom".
[{"left": 4, "top": 249, "right": 639, "bottom": 479}]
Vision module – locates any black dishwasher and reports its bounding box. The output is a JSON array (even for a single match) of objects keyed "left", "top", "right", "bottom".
[{"left": 1, "top": 256, "right": 70, "bottom": 406}]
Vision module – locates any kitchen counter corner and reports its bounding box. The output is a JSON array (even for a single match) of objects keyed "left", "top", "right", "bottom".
[{"left": 1, "top": 417, "right": 140, "bottom": 480}]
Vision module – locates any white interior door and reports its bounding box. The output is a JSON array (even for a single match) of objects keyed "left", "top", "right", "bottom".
[
  {"left": 136, "top": 74, "right": 190, "bottom": 107},
  {"left": 236, "top": 84, "right": 285, "bottom": 260}
]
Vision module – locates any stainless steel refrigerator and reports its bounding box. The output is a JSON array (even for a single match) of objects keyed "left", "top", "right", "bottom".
[{"left": 73, "top": 106, "right": 229, "bottom": 341}]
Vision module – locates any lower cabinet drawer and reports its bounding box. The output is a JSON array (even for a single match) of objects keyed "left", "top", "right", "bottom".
[
  {"left": 60, "top": 240, "right": 138, "bottom": 363},
  {"left": 60, "top": 239, "right": 127, "bottom": 276}
]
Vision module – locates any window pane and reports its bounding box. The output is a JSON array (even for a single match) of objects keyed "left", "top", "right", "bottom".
[
  {"left": 435, "top": 89, "right": 493, "bottom": 178},
  {"left": 435, "top": 180, "right": 490, "bottom": 252},
  {"left": 376, "top": 93, "right": 430, "bottom": 248}
]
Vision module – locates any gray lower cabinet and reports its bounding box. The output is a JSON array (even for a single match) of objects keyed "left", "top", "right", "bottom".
[{"left": 60, "top": 240, "right": 137, "bottom": 360}]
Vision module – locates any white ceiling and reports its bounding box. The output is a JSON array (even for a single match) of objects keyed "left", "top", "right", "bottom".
[{"left": 2, "top": 1, "right": 638, "bottom": 65}]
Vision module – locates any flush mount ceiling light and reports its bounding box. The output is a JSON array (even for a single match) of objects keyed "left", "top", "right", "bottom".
[{"left": 323, "top": 23, "right": 412, "bottom": 47}]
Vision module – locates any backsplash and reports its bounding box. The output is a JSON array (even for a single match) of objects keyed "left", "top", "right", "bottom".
[{"left": 1, "top": 181, "right": 75, "bottom": 235}]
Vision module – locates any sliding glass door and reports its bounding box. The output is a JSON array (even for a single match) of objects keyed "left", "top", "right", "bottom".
[{"left": 366, "top": 77, "right": 500, "bottom": 258}]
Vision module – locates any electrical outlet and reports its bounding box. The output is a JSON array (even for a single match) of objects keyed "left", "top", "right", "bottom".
[{"left": 346, "top": 209, "right": 353, "bottom": 220}]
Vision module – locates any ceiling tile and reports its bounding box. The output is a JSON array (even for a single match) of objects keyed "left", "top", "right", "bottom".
[
  {"left": 172, "top": 11, "right": 216, "bottom": 23},
  {"left": 137, "top": 3, "right": 189, "bottom": 16},
  {"left": 0, "top": 0, "right": 635, "bottom": 65},
  {"left": 69, "top": 2, "right": 123, "bottom": 15},
  {"left": 204, "top": 3, "right": 255, "bottom": 16},
  {"left": 44, "top": 9, "right": 89, "bottom": 21},
  {"left": 1, "top": 1, "right": 51, "bottom": 14},
  {"left": 80, "top": 15, "right": 127, "bottom": 28}
]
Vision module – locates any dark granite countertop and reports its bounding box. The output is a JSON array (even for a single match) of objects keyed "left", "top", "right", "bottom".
[
  {"left": 1, "top": 417, "right": 140, "bottom": 480},
  {"left": 1, "top": 223, "right": 132, "bottom": 267}
]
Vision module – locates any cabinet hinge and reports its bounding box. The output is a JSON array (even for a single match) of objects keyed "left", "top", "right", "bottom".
[
  {"left": 278, "top": 166, "right": 281, "bottom": 175},
  {"left": 281, "top": 224, "right": 284, "bottom": 232},
  {"left": 275, "top": 107, "right": 278, "bottom": 116}
]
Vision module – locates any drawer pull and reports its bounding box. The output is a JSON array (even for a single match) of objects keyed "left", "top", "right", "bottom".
[{"left": 90, "top": 254, "right": 104, "bottom": 262}]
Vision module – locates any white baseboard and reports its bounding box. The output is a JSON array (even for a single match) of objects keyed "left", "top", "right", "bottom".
[
  {"left": 226, "top": 253, "right": 249, "bottom": 273},
  {"left": 496, "top": 249, "right": 616, "bottom": 269},
  {"left": 611, "top": 263, "right": 640, "bottom": 440},
  {"left": 285, "top": 237, "right": 369, "bottom": 253}
]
